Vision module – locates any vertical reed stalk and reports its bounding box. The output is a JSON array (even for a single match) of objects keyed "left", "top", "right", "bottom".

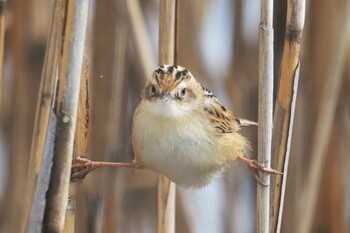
[
  {"left": 270, "top": 1, "right": 305, "bottom": 232},
  {"left": 24, "top": 0, "right": 67, "bottom": 231},
  {"left": 43, "top": 0, "right": 89, "bottom": 231},
  {"left": 157, "top": 1, "right": 177, "bottom": 233},
  {"left": 0, "top": 0, "right": 6, "bottom": 104},
  {"left": 126, "top": 0, "right": 156, "bottom": 79},
  {"left": 101, "top": 28, "right": 127, "bottom": 232},
  {"left": 63, "top": 56, "right": 90, "bottom": 233},
  {"left": 257, "top": 0, "right": 274, "bottom": 232},
  {"left": 296, "top": 0, "right": 350, "bottom": 232},
  {"left": 27, "top": 115, "right": 57, "bottom": 233}
]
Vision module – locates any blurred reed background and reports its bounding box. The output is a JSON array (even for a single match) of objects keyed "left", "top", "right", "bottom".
[{"left": 0, "top": 0, "right": 349, "bottom": 232}]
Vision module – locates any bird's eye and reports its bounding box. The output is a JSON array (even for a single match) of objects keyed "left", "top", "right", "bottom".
[
  {"left": 181, "top": 88, "right": 186, "bottom": 96},
  {"left": 151, "top": 85, "right": 156, "bottom": 94}
]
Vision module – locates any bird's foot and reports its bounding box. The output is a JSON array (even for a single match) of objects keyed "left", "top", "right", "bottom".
[
  {"left": 236, "top": 155, "right": 283, "bottom": 186},
  {"left": 71, "top": 156, "right": 140, "bottom": 182},
  {"left": 71, "top": 156, "right": 98, "bottom": 182}
]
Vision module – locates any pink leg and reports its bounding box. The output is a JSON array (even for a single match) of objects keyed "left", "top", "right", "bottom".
[
  {"left": 236, "top": 155, "right": 283, "bottom": 185},
  {"left": 71, "top": 156, "right": 141, "bottom": 182},
  {"left": 237, "top": 156, "right": 283, "bottom": 174}
]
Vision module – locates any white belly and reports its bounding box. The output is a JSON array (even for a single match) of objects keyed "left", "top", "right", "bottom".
[{"left": 132, "top": 103, "right": 224, "bottom": 188}]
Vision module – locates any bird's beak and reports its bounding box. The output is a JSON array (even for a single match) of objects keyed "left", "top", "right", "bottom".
[{"left": 160, "top": 90, "right": 171, "bottom": 101}]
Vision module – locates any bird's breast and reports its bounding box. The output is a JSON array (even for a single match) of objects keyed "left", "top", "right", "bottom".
[{"left": 132, "top": 104, "right": 224, "bottom": 187}]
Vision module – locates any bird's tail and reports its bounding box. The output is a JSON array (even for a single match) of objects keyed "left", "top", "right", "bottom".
[{"left": 238, "top": 119, "right": 258, "bottom": 127}]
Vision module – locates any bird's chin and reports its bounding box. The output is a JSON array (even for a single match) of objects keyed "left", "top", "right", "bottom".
[{"left": 146, "top": 99, "right": 188, "bottom": 118}]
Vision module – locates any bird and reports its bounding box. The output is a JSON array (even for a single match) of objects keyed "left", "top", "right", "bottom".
[{"left": 71, "top": 64, "right": 282, "bottom": 188}]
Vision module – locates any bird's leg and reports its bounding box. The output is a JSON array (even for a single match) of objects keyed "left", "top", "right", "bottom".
[
  {"left": 236, "top": 155, "right": 283, "bottom": 186},
  {"left": 237, "top": 155, "right": 283, "bottom": 174},
  {"left": 71, "top": 156, "right": 140, "bottom": 182}
]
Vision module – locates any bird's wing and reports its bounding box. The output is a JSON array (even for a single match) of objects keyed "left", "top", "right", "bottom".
[
  {"left": 202, "top": 86, "right": 240, "bottom": 134},
  {"left": 202, "top": 86, "right": 258, "bottom": 133}
]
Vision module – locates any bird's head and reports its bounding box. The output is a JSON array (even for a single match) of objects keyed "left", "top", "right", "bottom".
[{"left": 141, "top": 65, "right": 202, "bottom": 117}]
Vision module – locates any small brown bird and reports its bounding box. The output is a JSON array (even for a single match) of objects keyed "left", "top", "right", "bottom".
[{"left": 72, "top": 65, "right": 282, "bottom": 187}]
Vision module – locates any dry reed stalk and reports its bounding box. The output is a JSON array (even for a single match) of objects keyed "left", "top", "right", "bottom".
[
  {"left": 159, "top": 0, "right": 176, "bottom": 64},
  {"left": 270, "top": 1, "right": 305, "bottom": 232},
  {"left": 332, "top": 80, "right": 350, "bottom": 233},
  {"left": 24, "top": 0, "right": 67, "bottom": 231},
  {"left": 126, "top": 0, "right": 156, "bottom": 80},
  {"left": 157, "top": 1, "right": 177, "bottom": 233},
  {"left": 0, "top": 1, "right": 6, "bottom": 221},
  {"left": 63, "top": 56, "right": 90, "bottom": 233},
  {"left": 27, "top": 115, "right": 57, "bottom": 233},
  {"left": 0, "top": 0, "right": 6, "bottom": 104},
  {"left": 6, "top": 0, "right": 33, "bottom": 231},
  {"left": 100, "top": 26, "right": 127, "bottom": 232},
  {"left": 233, "top": 0, "right": 244, "bottom": 71},
  {"left": 328, "top": 115, "right": 348, "bottom": 233},
  {"left": 257, "top": 0, "right": 274, "bottom": 232},
  {"left": 42, "top": 0, "right": 89, "bottom": 231},
  {"left": 83, "top": 1, "right": 118, "bottom": 230},
  {"left": 296, "top": 0, "right": 350, "bottom": 232}
]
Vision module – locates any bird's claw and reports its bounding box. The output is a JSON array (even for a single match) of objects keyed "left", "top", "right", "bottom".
[
  {"left": 236, "top": 156, "right": 283, "bottom": 186},
  {"left": 250, "top": 159, "right": 283, "bottom": 175},
  {"left": 71, "top": 156, "right": 96, "bottom": 182}
]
